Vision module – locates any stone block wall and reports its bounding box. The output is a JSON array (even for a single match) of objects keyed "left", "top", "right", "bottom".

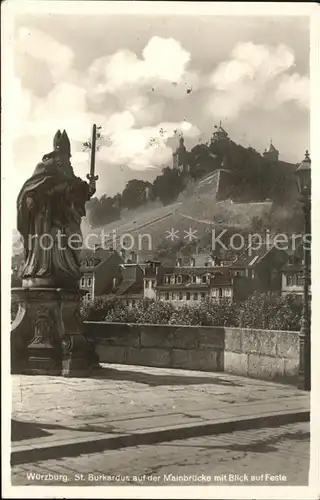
[
  {"left": 86, "top": 322, "right": 224, "bottom": 372},
  {"left": 85, "top": 322, "right": 299, "bottom": 384},
  {"left": 224, "top": 327, "right": 299, "bottom": 384}
]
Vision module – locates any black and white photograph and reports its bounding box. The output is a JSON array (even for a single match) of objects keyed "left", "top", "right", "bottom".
[{"left": 2, "top": 1, "right": 319, "bottom": 498}]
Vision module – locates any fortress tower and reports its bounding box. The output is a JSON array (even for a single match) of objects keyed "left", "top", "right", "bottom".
[
  {"left": 172, "top": 135, "right": 190, "bottom": 173},
  {"left": 263, "top": 140, "right": 279, "bottom": 163},
  {"left": 211, "top": 121, "right": 229, "bottom": 144}
]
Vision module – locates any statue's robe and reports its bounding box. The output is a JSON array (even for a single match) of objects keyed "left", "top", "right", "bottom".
[{"left": 17, "top": 153, "right": 90, "bottom": 287}]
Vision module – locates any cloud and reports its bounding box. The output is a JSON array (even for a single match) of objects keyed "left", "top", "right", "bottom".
[
  {"left": 88, "top": 35, "right": 198, "bottom": 98},
  {"left": 98, "top": 118, "right": 200, "bottom": 170},
  {"left": 13, "top": 28, "right": 201, "bottom": 187},
  {"left": 206, "top": 42, "right": 308, "bottom": 120},
  {"left": 275, "top": 73, "right": 309, "bottom": 109}
]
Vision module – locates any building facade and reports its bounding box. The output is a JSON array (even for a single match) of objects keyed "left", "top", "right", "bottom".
[
  {"left": 281, "top": 244, "right": 311, "bottom": 297},
  {"left": 156, "top": 265, "right": 234, "bottom": 306},
  {"left": 79, "top": 247, "right": 123, "bottom": 303}
]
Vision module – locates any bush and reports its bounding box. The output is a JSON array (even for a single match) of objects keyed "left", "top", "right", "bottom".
[
  {"left": 80, "top": 292, "right": 305, "bottom": 331},
  {"left": 80, "top": 295, "right": 125, "bottom": 322},
  {"left": 236, "top": 292, "right": 303, "bottom": 331}
]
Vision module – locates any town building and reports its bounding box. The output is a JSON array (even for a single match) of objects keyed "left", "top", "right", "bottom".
[
  {"left": 281, "top": 243, "right": 311, "bottom": 298},
  {"left": 152, "top": 250, "right": 234, "bottom": 305},
  {"left": 156, "top": 265, "right": 234, "bottom": 305},
  {"left": 113, "top": 263, "right": 144, "bottom": 308},
  {"left": 229, "top": 239, "right": 289, "bottom": 300},
  {"left": 143, "top": 260, "right": 162, "bottom": 300},
  {"left": 79, "top": 247, "right": 123, "bottom": 303}
]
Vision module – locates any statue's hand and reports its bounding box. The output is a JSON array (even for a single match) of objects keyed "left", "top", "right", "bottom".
[
  {"left": 88, "top": 181, "right": 96, "bottom": 198},
  {"left": 26, "top": 196, "right": 35, "bottom": 211}
]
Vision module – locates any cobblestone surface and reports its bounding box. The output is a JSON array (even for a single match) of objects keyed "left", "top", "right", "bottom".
[{"left": 11, "top": 422, "right": 310, "bottom": 486}]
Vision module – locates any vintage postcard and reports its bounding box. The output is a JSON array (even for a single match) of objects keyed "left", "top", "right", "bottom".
[{"left": 2, "top": 1, "right": 320, "bottom": 499}]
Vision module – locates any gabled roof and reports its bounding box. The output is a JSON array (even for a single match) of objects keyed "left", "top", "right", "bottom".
[
  {"left": 114, "top": 264, "right": 143, "bottom": 296},
  {"left": 267, "top": 142, "right": 278, "bottom": 153},
  {"left": 80, "top": 248, "right": 117, "bottom": 272},
  {"left": 264, "top": 141, "right": 278, "bottom": 154},
  {"left": 115, "top": 280, "right": 137, "bottom": 295},
  {"left": 231, "top": 242, "right": 275, "bottom": 268},
  {"left": 162, "top": 265, "right": 231, "bottom": 276}
]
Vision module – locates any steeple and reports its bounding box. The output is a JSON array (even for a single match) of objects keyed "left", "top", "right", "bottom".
[{"left": 263, "top": 139, "right": 279, "bottom": 163}]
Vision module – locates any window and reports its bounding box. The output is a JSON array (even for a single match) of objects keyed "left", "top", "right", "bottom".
[
  {"left": 165, "top": 292, "right": 170, "bottom": 301},
  {"left": 170, "top": 276, "right": 175, "bottom": 284},
  {"left": 81, "top": 277, "right": 86, "bottom": 287},
  {"left": 172, "top": 292, "right": 176, "bottom": 300},
  {"left": 191, "top": 275, "right": 197, "bottom": 284},
  {"left": 286, "top": 273, "right": 304, "bottom": 287},
  {"left": 193, "top": 292, "right": 198, "bottom": 301},
  {"left": 164, "top": 275, "right": 170, "bottom": 284},
  {"left": 201, "top": 292, "right": 206, "bottom": 300},
  {"left": 297, "top": 274, "right": 304, "bottom": 286},
  {"left": 186, "top": 292, "right": 191, "bottom": 301},
  {"left": 87, "top": 277, "right": 92, "bottom": 287},
  {"left": 179, "top": 292, "right": 183, "bottom": 300},
  {"left": 202, "top": 275, "right": 207, "bottom": 284},
  {"left": 132, "top": 300, "right": 136, "bottom": 307},
  {"left": 176, "top": 275, "right": 182, "bottom": 284}
]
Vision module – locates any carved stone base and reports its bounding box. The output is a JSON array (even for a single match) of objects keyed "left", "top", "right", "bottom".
[{"left": 11, "top": 287, "right": 99, "bottom": 377}]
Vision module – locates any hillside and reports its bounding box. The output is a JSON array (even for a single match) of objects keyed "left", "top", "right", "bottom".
[{"left": 12, "top": 131, "right": 302, "bottom": 265}]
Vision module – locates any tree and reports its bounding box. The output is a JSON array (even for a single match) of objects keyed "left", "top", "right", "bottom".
[
  {"left": 86, "top": 194, "right": 121, "bottom": 228},
  {"left": 153, "top": 167, "right": 184, "bottom": 205},
  {"left": 121, "top": 179, "right": 151, "bottom": 209}
]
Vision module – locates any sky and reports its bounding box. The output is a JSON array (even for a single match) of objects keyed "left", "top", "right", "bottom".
[{"left": 11, "top": 13, "right": 310, "bottom": 202}]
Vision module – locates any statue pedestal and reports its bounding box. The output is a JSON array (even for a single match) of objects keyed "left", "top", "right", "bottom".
[{"left": 11, "top": 287, "right": 99, "bottom": 377}]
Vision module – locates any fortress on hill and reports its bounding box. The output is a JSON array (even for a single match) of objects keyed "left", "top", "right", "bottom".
[{"left": 171, "top": 122, "right": 298, "bottom": 204}]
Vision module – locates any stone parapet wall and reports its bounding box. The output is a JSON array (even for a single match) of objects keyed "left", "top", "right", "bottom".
[
  {"left": 85, "top": 322, "right": 299, "bottom": 385},
  {"left": 224, "top": 327, "right": 299, "bottom": 384}
]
